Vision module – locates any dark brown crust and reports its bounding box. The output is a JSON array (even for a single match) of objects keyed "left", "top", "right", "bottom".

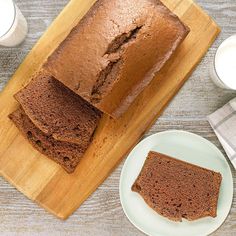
[
  {"left": 44, "top": 0, "right": 190, "bottom": 118},
  {"left": 9, "top": 107, "right": 87, "bottom": 173},
  {"left": 132, "top": 151, "right": 222, "bottom": 221}
]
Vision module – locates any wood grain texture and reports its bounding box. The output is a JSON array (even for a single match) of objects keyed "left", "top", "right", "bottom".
[{"left": 0, "top": 0, "right": 235, "bottom": 235}]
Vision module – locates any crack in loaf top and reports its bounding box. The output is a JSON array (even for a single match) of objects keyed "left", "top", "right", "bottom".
[{"left": 44, "top": 0, "right": 189, "bottom": 118}]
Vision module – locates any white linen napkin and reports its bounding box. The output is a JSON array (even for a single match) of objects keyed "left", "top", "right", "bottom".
[{"left": 207, "top": 98, "right": 236, "bottom": 169}]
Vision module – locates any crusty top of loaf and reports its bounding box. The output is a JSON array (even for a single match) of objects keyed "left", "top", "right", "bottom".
[
  {"left": 132, "top": 151, "right": 222, "bottom": 221},
  {"left": 44, "top": 0, "right": 189, "bottom": 118},
  {"left": 15, "top": 71, "right": 102, "bottom": 146}
]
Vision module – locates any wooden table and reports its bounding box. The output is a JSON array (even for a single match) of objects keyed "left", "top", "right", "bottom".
[{"left": 0, "top": 0, "right": 235, "bottom": 235}]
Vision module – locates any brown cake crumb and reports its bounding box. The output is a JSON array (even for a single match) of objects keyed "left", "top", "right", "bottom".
[
  {"left": 132, "top": 151, "right": 222, "bottom": 221},
  {"left": 14, "top": 71, "right": 102, "bottom": 146},
  {"left": 9, "top": 107, "right": 88, "bottom": 173}
]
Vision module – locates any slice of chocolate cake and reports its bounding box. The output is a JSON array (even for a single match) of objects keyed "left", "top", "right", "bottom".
[
  {"left": 132, "top": 151, "right": 222, "bottom": 222},
  {"left": 9, "top": 107, "right": 87, "bottom": 173},
  {"left": 14, "top": 71, "right": 102, "bottom": 146}
]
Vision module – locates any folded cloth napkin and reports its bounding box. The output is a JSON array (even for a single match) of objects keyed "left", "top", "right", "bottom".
[{"left": 207, "top": 98, "right": 236, "bottom": 169}]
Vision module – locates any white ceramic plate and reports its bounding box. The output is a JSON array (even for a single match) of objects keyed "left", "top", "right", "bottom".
[{"left": 120, "top": 130, "right": 233, "bottom": 236}]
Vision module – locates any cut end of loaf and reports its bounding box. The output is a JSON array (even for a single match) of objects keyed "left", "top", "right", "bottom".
[{"left": 14, "top": 71, "right": 102, "bottom": 146}]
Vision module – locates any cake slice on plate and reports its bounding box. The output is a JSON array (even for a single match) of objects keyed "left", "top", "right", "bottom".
[{"left": 132, "top": 151, "right": 222, "bottom": 221}]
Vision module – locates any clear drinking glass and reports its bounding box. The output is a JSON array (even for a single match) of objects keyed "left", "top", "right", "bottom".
[
  {"left": 0, "top": 0, "right": 28, "bottom": 47},
  {"left": 210, "top": 35, "right": 236, "bottom": 90}
]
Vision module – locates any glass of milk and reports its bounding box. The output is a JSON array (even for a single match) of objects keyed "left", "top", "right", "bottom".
[
  {"left": 0, "top": 0, "right": 28, "bottom": 47},
  {"left": 210, "top": 35, "right": 236, "bottom": 90}
]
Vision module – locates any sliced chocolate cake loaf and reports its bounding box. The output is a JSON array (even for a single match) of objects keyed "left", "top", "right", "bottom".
[{"left": 44, "top": 0, "right": 189, "bottom": 118}]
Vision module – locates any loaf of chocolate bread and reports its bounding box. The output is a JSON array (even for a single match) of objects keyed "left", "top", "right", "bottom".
[
  {"left": 15, "top": 71, "right": 102, "bottom": 146},
  {"left": 44, "top": 0, "right": 189, "bottom": 118}
]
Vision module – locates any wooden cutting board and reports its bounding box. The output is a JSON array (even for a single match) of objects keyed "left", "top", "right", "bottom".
[{"left": 0, "top": 0, "right": 220, "bottom": 219}]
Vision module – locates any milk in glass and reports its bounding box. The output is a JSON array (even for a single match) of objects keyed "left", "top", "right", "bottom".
[
  {"left": 211, "top": 35, "right": 236, "bottom": 90},
  {"left": 0, "top": 0, "right": 28, "bottom": 47}
]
